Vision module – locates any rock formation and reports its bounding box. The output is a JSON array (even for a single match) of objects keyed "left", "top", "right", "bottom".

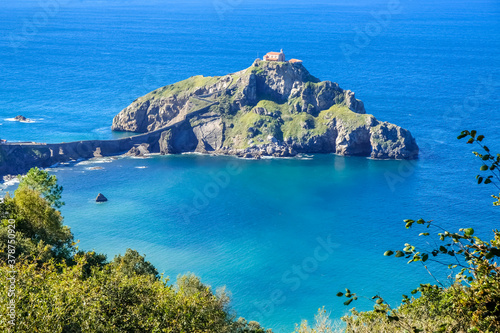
[
  {"left": 14, "top": 115, "right": 30, "bottom": 122},
  {"left": 96, "top": 193, "right": 108, "bottom": 202},
  {"left": 112, "top": 60, "right": 418, "bottom": 159},
  {"left": 125, "top": 143, "right": 151, "bottom": 157},
  {"left": 0, "top": 60, "right": 418, "bottom": 177}
]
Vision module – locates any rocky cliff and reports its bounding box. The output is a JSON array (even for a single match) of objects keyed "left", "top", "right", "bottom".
[{"left": 113, "top": 60, "right": 418, "bottom": 159}]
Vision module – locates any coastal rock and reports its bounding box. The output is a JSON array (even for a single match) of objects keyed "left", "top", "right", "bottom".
[
  {"left": 126, "top": 143, "right": 151, "bottom": 157},
  {"left": 0, "top": 60, "right": 419, "bottom": 177},
  {"left": 14, "top": 115, "right": 30, "bottom": 122},
  {"left": 96, "top": 193, "right": 108, "bottom": 202},
  {"left": 111, "top": 61, "right": 418, "bottom": 160}
]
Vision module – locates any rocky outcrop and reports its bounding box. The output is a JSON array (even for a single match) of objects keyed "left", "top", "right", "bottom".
[
  {"left": 125, "top": 143, "right": 151, "bottom": 157},
  {"left": 14, "top": 115, "right": 31, "bottom": 122},
  {"left": 0, "top": 60, "right": 418, "bottom": 177},
  {"left": 96, "top": 193, "right": 108, "bottom": 202},
  {"left": 112, "top": 60, "right": 418, "bottom": 160}
]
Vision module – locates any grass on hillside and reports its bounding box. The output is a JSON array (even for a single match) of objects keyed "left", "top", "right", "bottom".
[{"left": 223, "top": 100, "right": 375, "bottom": 148}]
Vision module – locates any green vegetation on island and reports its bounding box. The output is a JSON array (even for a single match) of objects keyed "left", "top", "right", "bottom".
[{"left": 112, "top": 60, "right": 419, "bottom": 160}]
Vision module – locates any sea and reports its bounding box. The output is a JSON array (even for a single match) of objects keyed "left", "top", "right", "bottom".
[{"left": 0, "top": 0, "right": 499, "bottom": 331}]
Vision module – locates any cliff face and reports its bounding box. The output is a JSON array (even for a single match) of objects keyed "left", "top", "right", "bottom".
[{"left": 112, "top": 60, "right": 418, "bottom": 159}]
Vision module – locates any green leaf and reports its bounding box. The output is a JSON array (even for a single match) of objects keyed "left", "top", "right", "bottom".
[
  {"left": 480, "top": 165, "right": 488, "bottom": 171},
  {"left": 395, "top": 251, "right": 405, "bottom": 258},
  {"left": 485, "top": 179, "right": 492, "bottom": 184},
  {"left": 344, "top": 298, "right": 354, "bottom": 306},
  {"left": 336, "top": 292, "right": 344, "bottom": 297},
  {"left": 384, "top": 251, "right": 394, "bottom": 256},
  {"left": 463, "top": 228, "right": 474, "bottom": 237},
  {"left": 467, "top": 138, "right": 474, "bottom": 144},
  {"left": 422, "top": 253, "right": 429, "bottom": 262},
  {"left": 470, "top": 130, "right": 477, "bottom": 138},
  {"left": 477, "top": 135, "right": 485, "bottom": 142}
]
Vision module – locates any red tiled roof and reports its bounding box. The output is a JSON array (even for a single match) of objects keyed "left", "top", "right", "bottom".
[
  {"left": 289, "top": 59, "right": 303, "bottom": 63},
  {"left": 266, "top": 52, "right": 281, "bottom": 55}
]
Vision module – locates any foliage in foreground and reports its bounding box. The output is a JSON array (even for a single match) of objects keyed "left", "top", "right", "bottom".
[
  {"left": 293, "top": 131, "right": 500, "bottom": 332},
  {"left": 0, "top": 169, "right": 270, "bottom": 332},
  {"left": 332, "top": 131, "right": 500, "bottom": 333}
]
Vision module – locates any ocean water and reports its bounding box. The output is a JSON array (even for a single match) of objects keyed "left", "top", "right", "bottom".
[{"left": 1, "top": 0, "right": 499, "bottom": 331}]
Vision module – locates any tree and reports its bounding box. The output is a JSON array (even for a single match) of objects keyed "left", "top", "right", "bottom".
[
  {"left": 0, "top": 256, "right": 244, "bottom": 333},
  {"left": 0, "top": 169, "right": 73, "bottom": 262},
  {"left": 18, "top": 167, "right": 64, "bottom": 208},
  {"left": 110, "top": 248, "right": 159, "bottom": 278},
  {"left": 0, "top": 168, "right": 273, "bottom": 333},
  {"left": 294, "top": 307, "right": 342, "bottom": 333}
]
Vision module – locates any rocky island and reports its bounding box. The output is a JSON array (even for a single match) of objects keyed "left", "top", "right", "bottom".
[
  {"left": 0, "top": 58, "right": 418, "bottom": 177},
  {"left": 113, "top": 59, "right": 418, "bottom": 159}
]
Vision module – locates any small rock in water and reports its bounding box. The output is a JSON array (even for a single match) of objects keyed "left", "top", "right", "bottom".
[
  {"left": 14, "top": 115, "right": 30, "bottom": 122},
  {"left": 96, "top": 193, "right": 108, "bottom": 202}
]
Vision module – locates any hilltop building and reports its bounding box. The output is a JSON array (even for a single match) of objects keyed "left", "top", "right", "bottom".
[
  {"left": 262, "top": 49, "right": 302, "bottom": 64},
  {"left": 263, "top": 49, "right": 285, "bottom": 62}
]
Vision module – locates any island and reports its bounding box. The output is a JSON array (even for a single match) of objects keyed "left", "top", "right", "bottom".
[
  {"left": 113, "top": 57, "right": 418, "bottom": 159},
  {"left": 0, "top": 54, "right": 418, "bottom": 177}
]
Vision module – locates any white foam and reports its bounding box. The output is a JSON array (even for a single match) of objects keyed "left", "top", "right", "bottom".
[
  {"left": 75, "top": 157, "right": 115, "bottom": 166},
  {"left": 4, "top": 118, "right": 35, "bottom": 123},
  {"left": 181, "top": 152, "right": 206, "bottom": 156},
  {"left": 86, "top": 166, "right": 105, "bottom": 171},
  {"left": 135, "top": 166, "right": 148, "bottom": 169},
  {"left": 45, "top": 167, "right": 70, "bottom": 172}
]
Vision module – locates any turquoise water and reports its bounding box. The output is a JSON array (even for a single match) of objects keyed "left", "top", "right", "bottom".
[{"left": 1, "top": 0, "right": 500, "bottom": 331}]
